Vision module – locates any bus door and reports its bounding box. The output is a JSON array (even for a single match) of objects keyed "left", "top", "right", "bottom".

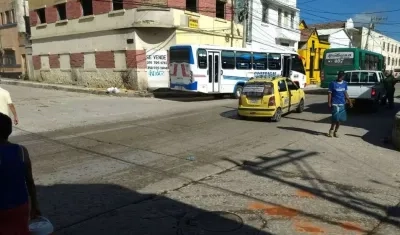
[
  {"left": 282, "top": 55, "right": 292, "bottom": 78},
  {"left": 207, "top": 51, "right": 221, "bottom": 93}
]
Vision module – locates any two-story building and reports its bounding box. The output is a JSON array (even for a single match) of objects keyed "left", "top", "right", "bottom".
[
  {"left": 298, "top": 20, "right": 330, "bottom": 85},
  {"left": 0, "top": 0, "right": 30, "bottom": 78},
  {"left": 28, "top": 0, "right": 243, "bottom": 90},
  {"left": 352, "top": 27, "right": 400, "bottom": 73},
  {"left": 307, "top": 19, "right": 356, "bottom": 49},
  {"left": 242, "top": 0, "right": 300, "bottom": 51}
]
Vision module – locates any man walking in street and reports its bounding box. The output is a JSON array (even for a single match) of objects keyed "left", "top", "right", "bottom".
[
  {"left": 328, "top": 71, "right": 353, "bottom": 137},
  {"left": 0, "top": 86, "right": 18, "bottom": 125},
  {"left": 384, "top": 71, "right": 397, "bottom": 109}
]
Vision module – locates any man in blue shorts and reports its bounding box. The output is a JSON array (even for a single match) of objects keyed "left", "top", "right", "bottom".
[{"left": 328, "top": 71, "right": 353, "bottom": 137}]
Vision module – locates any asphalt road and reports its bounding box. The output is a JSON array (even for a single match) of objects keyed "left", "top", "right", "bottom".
[{"left": 4, "top": 84, "right": 400, "bottom": 235}]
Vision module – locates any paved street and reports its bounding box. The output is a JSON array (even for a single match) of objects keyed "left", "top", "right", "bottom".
[{"left": 5, "top": 84, "right": 400, "bottom": 234}]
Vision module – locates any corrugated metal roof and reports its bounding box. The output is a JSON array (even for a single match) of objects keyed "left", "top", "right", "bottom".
[
  {"left": 300, "top": 28, "right": 315, "bottom": 42},
  {"left": 308, "top": 22, "right": 346, "bottom": 29}
]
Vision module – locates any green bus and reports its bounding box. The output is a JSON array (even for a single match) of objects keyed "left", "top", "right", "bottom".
[{"left": 321, "top": 48, "right": 385, "bottom": 88}]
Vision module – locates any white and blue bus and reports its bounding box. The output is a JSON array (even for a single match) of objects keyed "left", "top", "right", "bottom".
[{"left": 169, "top": 44, "right": 306, "bottom": 98}]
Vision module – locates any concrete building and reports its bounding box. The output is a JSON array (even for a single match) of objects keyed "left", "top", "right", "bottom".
[
  {"left": 308, "top": 19, "right": 356, "bottom": 49},
  {"left": 28, "top": 0, "right": 243, "bottom": 90},
  {"left": 352, "top": 27, "right": 400, "bottom": 73},
  {"left": 317, "top": 28, "right": 352, "bottom": 48},
  {"left": 0, "top": 0, "right": 31, "bottom": 78},
  {"left": 242, "top": 0, "right": 300, "bottom": 51}
]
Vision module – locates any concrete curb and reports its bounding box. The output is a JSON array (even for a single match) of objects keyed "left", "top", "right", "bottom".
[
  {"left": 303, "top": 88, "right": 328, "bottom": 95},
  {"left": 392, "top": 111, "right": 400, "bottom": 151},
  {"left": 0, "top": 78, "right": 328, "bottom": 98},
  {"left": 0, "top": 79, "right": 153, "bottom": 98}
]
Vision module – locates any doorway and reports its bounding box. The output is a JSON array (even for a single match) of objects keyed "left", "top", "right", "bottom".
[{"left": 207, "top": 51, "right": 221, "bottom": 92}]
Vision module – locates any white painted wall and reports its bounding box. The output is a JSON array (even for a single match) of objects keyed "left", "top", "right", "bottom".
[
  {"left": 358, "top": 27, "right": 400, "bottom": 71},
  {"left": 329, "top": 30, "right": 351, "bottom": 48},
  {"left": 248, "top": 0, "right": 300, "bottom": 51}
]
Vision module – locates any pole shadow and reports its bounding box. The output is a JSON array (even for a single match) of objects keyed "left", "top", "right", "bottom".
[{"left": 37, "top": 183, "right": 273, "bottom": 235}]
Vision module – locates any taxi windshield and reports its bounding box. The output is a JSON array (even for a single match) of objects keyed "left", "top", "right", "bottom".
[{"left": 243, "top": 82, "right": 274, "bottom": 96}]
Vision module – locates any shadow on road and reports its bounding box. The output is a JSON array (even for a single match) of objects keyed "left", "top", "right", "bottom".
[
  {"left": 223, "top": 148, "right": 400, "bottom": 233},
  {"left": 283, "top": 101, "right": 400, "bottom": 150},
  {"left": 152, "top": 88, "right": 229, "bottom": 102},
  {"left": 37, "top": 183, "right": 273, "bottom": 235}
]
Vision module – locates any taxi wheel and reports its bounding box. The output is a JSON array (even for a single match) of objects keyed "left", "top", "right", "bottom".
[
  {"left": 271, "top": 108, "right": 282, "bottom": 122},
  {"left": 296, "top": 99, "right": 305, "bottom": 113}
]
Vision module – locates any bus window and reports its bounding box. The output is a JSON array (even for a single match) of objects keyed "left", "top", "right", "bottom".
[
  {"left": 268, "top": 53, "right": 281, "bottom": 70},
  {"left": 197, "top": 49, "right": 207, "bottom": 69},
  {"left": 170, "top": 47, "right": 190, "bottom": 63},
  {"left": 365, "top": 54, "right": 370, "bottom": 70},
  {"left": 221, "top": 50, "right": 235, "bottom": 69},
  {"left": 291, "top": 54, "right": 305, "bottom": 74},
  {"left": 236, "top": 51, "right": 252, "bottom": 70},
  {"left": 253, "top": 52, "right": 268, "bottom": 70}
]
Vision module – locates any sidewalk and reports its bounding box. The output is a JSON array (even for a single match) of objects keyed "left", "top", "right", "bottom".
[
  {"left": 0, "top": 78, "right": 328, "bottom": 97},
  {"left": 0, "top": 78, "right": 152, "bottom": 97}
]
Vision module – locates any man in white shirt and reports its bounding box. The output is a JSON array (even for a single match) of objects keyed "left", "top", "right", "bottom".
[{"left": 0, "top": 87, "right": 18, "bottom": 125}]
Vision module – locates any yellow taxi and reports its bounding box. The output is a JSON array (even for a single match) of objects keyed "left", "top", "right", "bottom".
[{"left": 237, "top": 77, "right": 305, "bottom": 122}]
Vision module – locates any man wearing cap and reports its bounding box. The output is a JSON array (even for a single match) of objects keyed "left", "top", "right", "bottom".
[{"left": 327, "top": 71, "right": 353, "bottom": 137}]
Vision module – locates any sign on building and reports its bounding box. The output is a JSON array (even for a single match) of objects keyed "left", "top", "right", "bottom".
[
  {"left": 188, "top": 17, "right": 199, "bottom": 29},
  {"left": 146, "top": 50, "right": 169, "bottom": 88}
]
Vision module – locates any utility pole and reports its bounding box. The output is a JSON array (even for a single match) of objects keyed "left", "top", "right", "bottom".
[
  {"left": 230, "top": 0, "right": 235, "bottom": 47},
  {"left": 365, "top": 16, "right": 386, "bottom": 51},
  {"left": 240, "top": 0, "right": 249, "bottom": 48},
  {"left": 364, "top": 19, "right": 373, "bottom": 50}
]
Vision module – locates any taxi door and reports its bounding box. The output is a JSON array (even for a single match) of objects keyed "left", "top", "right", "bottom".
[
  {"left": 286, "top": 79, "right": 301, "bottom": 111},
  {"left": 277, "top": 80, "right": 290, "bottom": 111}
]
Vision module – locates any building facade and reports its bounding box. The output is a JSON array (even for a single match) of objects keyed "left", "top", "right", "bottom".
[
  {"left": 317, "top": 28, "right": 352, "bottom": 48},
  {"left": 298, "top": 20, "right": 330, "bottom": 85},
  {"left": 0, "top": 0, "right": 30, "bottom": 78},
  {"left": 242, "top": 0, "right": 300, "bottom": 51},
  {"left": 28, "top": 0, "right": 243, "bottom": 90},
  {"left": 352, "top": 27, "right": 400, "bottom": 73}
]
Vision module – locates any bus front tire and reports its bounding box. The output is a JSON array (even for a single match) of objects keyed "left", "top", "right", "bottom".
[{"left": 232, "top": 85, "right": 243, "bottom": 99}]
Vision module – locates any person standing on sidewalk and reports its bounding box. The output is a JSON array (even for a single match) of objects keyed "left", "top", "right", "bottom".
[
  {"left": 0, "top": 86, "right": 18, "bottom": 125},
  {"left": 0, "top": 113, "right": 41, "bottom": 234},
  {"left": 384, "top": 71, "right": 397, "bottom": 109},
  {"left": 328, "top": 71, "right": 353, "bottom": 137}
]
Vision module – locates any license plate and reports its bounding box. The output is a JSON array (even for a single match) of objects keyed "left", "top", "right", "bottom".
[{"left": 249, "top": 98, "right": 260, "bottom": 104}]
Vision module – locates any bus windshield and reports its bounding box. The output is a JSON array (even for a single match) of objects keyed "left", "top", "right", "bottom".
[
  {"left": 170, "top": 47, "right": 190, "bottom": 63},
  {"left": 324, "top": 51, "right": 354, "bottom": 66}
]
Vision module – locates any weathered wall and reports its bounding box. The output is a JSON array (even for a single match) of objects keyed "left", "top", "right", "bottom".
[{"left": 29, "top": 2, "right": 243, "bottom": 90}]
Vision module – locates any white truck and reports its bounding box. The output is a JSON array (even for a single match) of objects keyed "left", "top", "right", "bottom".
[{"left": 344, "top": 70, "right": 386, "bottom": 110}]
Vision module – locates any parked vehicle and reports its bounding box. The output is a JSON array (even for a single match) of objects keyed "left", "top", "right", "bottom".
[
  {"left": 321, "top": 48, "right": 385, "bottom": 88},
  {"left": 344, "top": 70, "right": 386, "bottom": 110},
  {"left": 237, "top": 77, "right": 305, "bottom": 122},
  {"left": 169, "top": 44, "right": 306, "bottom": 98}
]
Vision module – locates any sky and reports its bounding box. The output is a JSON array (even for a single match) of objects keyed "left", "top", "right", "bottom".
[{"left": 297, "top": 0, "right": 400, "bottom": 41}]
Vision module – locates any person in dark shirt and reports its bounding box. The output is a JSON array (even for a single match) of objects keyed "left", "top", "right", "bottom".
[
  {"left": 384, "top": 71, "right": 397, "bottom": 109},
  {"left": 0, "top": 113, "right": 41, "bottom": 234},
  {"left": 328, "top": 71, "right": 353, "bottom": 137}
]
